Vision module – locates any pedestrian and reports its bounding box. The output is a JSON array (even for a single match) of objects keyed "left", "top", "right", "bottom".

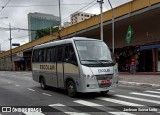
[{"left": 130, "top": 55, "right": 136, "bottom": 74}]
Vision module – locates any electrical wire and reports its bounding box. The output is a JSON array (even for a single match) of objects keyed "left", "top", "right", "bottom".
[
  {"left": 0, "top": 3, "right": 95, "bottom": 7},
  {"left": 0, "top": 0, "right": 12, "bottom": 13}
]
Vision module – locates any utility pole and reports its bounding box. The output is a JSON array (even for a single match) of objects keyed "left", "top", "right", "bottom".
[
  {"left": 58, "top": 0, "right": 61, "bottom": 39},
  {"left": 59, "top": 0, "right": 61, "bottom": 29},
  {"left": 9, "top": 23, "right": 13, "bottom": 71},
  {"left": 97, "top": 0, "right": 104, "bottom": 41},
  {"left": 108, "top": 0, "right": 115, "bottom": 54}
]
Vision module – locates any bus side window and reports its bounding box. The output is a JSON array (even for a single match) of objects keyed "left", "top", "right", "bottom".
[
  {"left": 46, "top": 48, "right": 51, "bottom": 62},
  {"left": 39, "top": 49, "right": 45, "bottom": 62},
  {"left": 64, "top": 44, "right": 77, "bottom": 65},
  {"left": 57, "top": 46, "right": 64, "bottom": 62},
  {"left": 32, "top": 49, "right": 39, "bottom": 62},
  {"left": 32, "top": 50, "right": 36, "bottom": 62},
  {"left": 46, "top": 47, "right": 56, "bottom": 62},
  {"left": 50, "top": 48, "right": 56, "bottom": 62},
  {"left": 43, "top": 48, "right": 47, "bottom": 62}
]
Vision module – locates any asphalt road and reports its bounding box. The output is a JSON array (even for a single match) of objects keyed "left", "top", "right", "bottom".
[{"left": 0, "top": 71, "right": 160, "bottom": 115}]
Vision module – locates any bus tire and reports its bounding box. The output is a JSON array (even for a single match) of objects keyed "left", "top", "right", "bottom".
[
  {"left": 100, "top": 90, "right": 109, "bottom": 96},
  {"left": 40, "top": 77, "right": 47, "bottom": 90},
  {"left": 66, "top": 81, "right": 77, "bottom": 97}
]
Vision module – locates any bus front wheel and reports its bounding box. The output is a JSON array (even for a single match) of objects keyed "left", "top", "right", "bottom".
[
  {"left": 67, "top": 81, "right": 77, "bottom": 97},
  {"left": 40, "top": 77, "right": 47, "bottom": 90}
]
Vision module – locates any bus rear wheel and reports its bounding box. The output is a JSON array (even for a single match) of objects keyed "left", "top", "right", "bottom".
[
  {"left": 40, "top": 77, "right": 47, "bottom": 90},
  {"left": 100, "top": 90, "right": 109, "bottom": 96},
  {"left": 67, "top": 81, "right": 77, "bottom": 97}
]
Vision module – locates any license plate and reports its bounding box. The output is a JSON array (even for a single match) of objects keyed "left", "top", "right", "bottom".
[{"left": 101, "top": 80, "right": 110, "bottom": 84}]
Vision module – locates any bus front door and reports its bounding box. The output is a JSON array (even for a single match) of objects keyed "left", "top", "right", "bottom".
[{"left": 56, "top": 46, "right": 64, "bottom": 88}]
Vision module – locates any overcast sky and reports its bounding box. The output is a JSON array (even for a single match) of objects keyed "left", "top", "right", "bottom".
[{"left": 0, "top": 0, "right": 132, "bottom": 51}]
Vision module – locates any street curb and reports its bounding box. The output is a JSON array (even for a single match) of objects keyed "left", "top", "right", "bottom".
[{"left": 119, "top": 81, "right": 160, "bottom": 88}]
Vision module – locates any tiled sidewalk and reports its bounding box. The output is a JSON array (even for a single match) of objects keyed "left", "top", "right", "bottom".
[{"left": 119, "top": 74, "right": 160, "bottom": 88}]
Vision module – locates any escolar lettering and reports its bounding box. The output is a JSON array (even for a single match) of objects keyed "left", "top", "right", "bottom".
[{"left": 40, "top": 65, "right": 55, "bottom": 70}]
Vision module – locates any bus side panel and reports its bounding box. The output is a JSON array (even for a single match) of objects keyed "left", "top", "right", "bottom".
[
  {"left": 32, "top": 63, "right": 58, "bottom": 87},
  {"left": 64, "top": 63, "right": 80, "bottom": 86},
  {"left": 32, "top": 63, "right": 41, "bottom": 82},
  {"left": 41, "top": 63, "right": 57, "bottom": 87},
  {"left": 56, "top": 46, "right": 65, "bottom": 88},
  {"left": 57, "top": 62, "right": 64, "bottom": 88}
]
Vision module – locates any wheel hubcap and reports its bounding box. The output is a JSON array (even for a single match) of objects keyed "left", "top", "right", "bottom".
[{"left": 68, "top": 85, "right": 74, "bottom": 94}]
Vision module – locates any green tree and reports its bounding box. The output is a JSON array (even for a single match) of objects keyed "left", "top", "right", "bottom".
[{"left": 35, "top": 27, "right": 59, "bottom": 39}]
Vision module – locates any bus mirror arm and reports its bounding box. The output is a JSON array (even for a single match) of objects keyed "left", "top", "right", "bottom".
[{"left": 65, "top": 58, "right": 69, "bottom": 62}]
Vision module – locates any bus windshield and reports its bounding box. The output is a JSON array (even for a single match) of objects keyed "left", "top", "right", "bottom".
[{"left": 75, "top": 40, "right": 114, "bottom": 65}]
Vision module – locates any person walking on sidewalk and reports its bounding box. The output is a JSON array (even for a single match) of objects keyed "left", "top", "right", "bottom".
[{"left": 130, "top": 55, "right": 136, "bottom": 74}]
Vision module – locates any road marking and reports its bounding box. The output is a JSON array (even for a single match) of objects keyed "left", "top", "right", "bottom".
[
  {"left": 49, "top": 103, "right": 90, "bottom": 115},
  {"left": 97, "top": 97, "right": 144, "bottom": 106},
  {"left": 12, "top": 75, "right": 17, "bottom": 76},
  {"left": 130, "top": 92, "right": 160, "bottom": 98},
  {"left": 109, "top": 112, "right": 135, "bottom": 115},
  {"left": 49, "top": 103, "right": 65, "bottom": 106},
  {"left": 23, "top": 74, "right": 31, "bottom": 76},
  {"left": 15, "top": 85, "right": 20, "bottom": 87},
  {"left": 27, "top": 88, "right": 35, "bottom": 91},
  {"left": 64, "top": 112, "right": 90, "bottom": 115},
  {"left": 74, "top": 100, "right": 103, "bottom": 106},
  {"left": 23, "top": 112, "right": 45, "bottom": 115},
  {"left": 8, "top": 82, "right": 12, "bottom": 83},
  {"left": 144, "top": 90, "right": 160, "bottom": 94},
  {"left": 110, "top": 90, "right": 115, "bottom": 92},
  {"left": 116, "top": 95, "right": 160, "bottom": 104},
  {"left": 42, "top": 93, "right": 52, "bottom": 96}
]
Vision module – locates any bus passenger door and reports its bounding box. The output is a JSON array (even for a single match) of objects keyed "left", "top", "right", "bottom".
[{"left": 56, "top": 46, "right": 64, "bottom": 88}]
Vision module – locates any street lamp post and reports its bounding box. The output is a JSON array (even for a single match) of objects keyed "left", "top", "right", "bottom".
[
  {"left": 108, "top": 0, "right": 115, "bottom": 54},
  {"left": 9, "top": 23, "right": 13, "bottom": 71},
  {"left": 59, "top": 0, "right": 61, "bottom": 29},
  {"left": 97, "top": 0, "right": 104, "bottom": 41},
  {"left": 58, "top": 0, "right": 61, "bottom": 39},
  {"left": 0, "top": 43, "right": 1, "bottom": 52},
  {"left": 0, "top": 17, "right": 13, "bottom": 71}
]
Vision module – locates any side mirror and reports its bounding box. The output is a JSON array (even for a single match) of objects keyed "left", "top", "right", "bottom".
[{"left": 65, "top": 58, "right": 69, "bottom": 62}]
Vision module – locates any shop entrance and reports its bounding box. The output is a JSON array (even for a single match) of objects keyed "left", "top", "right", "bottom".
[{"left": 139, "top": 50, "right": 153, "bottom": 72}]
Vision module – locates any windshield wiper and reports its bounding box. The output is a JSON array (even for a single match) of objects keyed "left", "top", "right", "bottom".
[
  {"left": 96, "top": 60, "right": 105, "bottom": 66},
  {"left": 99, "top": 60, "right": 113, "bottom": 63},
  {"left": 100, "top": 60, "right": 116, "bottom": 65},
  {"left": 81, "top": 60, "right": 105, "bottom": 66}
]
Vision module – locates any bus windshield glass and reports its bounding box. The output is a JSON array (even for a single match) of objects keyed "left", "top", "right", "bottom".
[{"left": 75, "top": 40, "right": 114, "bottom": 65}]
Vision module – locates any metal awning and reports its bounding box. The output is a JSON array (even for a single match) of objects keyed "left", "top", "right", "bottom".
[
  {"left": 140, "top": 44, "right": 160, "bottom": 51},
  {"left": 14, "top": 57, "right": 24, "bottom": 62}
]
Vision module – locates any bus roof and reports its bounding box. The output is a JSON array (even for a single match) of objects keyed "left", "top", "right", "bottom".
[{"left": 33, "top": 37, "right": 101, "bottom": 50}]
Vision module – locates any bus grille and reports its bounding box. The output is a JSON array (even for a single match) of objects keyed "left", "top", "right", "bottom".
[
  {"left": 95, "top": 74, "right": 113, "bottom": 80},
  {"left": 95, "top": 74, "right": 113, "bottom": 88}
]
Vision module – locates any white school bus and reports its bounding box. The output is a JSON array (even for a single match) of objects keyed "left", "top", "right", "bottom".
[{"left": 32, "top": 37, "right": 118, "bottom": 97}]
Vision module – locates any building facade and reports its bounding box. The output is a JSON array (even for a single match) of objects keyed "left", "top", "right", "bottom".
[
  {"left": 63, "top": 22, "right": 71, "bottom": 28},
  {"left": 70, "top": 12, "right": 95, "bottom": 25},
  {"left": 28, "top": 12, "right": 60, "bottom": 41}
]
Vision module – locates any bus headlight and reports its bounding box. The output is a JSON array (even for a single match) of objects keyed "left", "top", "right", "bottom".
[{"left": 81, "top": 74, "right": 96, "bottom": 79}]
